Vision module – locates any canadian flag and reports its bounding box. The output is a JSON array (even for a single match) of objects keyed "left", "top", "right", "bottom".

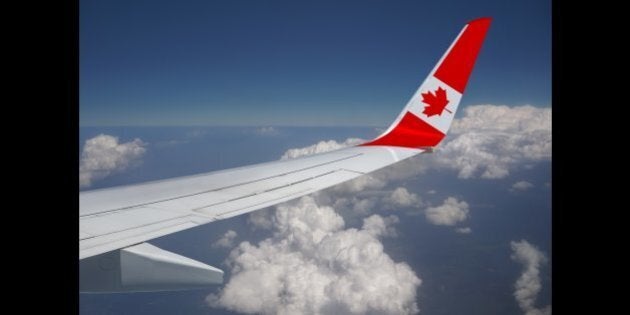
[{"left": 405, "top": 76, "right": 463, "bottom": 135}]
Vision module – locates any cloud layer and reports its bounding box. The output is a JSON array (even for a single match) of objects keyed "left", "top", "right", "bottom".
[
  {"left": 279, "top": 105, "right": 551, "bottom": 181},
  {"left": 312, "top": 184, "right": 423, "bottom": 220},
  {"left": 510, "top": 240, "right": 551, "bottom": 315},
  {"left": 255, "top": 126, "right": 280, "bottom": 136},
  {"left": 424, "top": 197, "right": 469, "bottom": 226},
  {"left": 455, "top": 227, "right": 472, "bottom": 234},
  {"left": 511, "top": 181, "right": 534, "bottom": 192},
  {"left": 281, "top": 138, "right": 364, "bottom": 160},
  {"left": 435, "top": 105, "right": 551, "bottom": 179},
  {"left": 384, "top": 187, "right": 422, "bottom": 208},
  {"left": 209, "top": 104, "right": 550, "bottom": 314},
  {"left": 213, "top": 230, "right": 238, "bottom": 248},
  {"left": 79, "top": 134, "right": 147, "bottom": 188},
  {"left": 362, "top": 214, "right": 400, "bottom": 238},
  {"left": 208, "top": 197, "right": 421, "bottom": 315}
]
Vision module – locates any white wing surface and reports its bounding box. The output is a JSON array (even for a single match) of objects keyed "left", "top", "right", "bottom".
[{"left": 79, "top": 18, "right": 491, "bottom": 293}]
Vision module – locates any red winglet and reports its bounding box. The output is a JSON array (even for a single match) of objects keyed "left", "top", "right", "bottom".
[
  {"left": 361, "top": 18, "right": 491, "bottom": 149},
  {"left": 434, "top": 17, "right": 491, "bottom": 93},
  {"left": 362, "top": 112, "right": 445, "bottom": 148}
]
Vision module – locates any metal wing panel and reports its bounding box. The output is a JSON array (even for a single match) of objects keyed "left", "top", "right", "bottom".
[
  {"left": 198, "top": 169, "right": 363, "bottom": 220},
  {"left": 80, "top": 150, "right": 361, "bottom": 216},
  {"left": 79, "top": 146, "right": 424, "bottom": 259},
  {"left": 80, "top": 219, "right": 205, "bottom": 259}
]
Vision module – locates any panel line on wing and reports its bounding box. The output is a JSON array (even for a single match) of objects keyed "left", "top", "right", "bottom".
[
  {"left": 201, "top": 169, "right": 362, "bottom": 219},
  {"left": 79, "top": 221, "right": 201, "bottom": 259},
  {"left": 80, "top": 153, "right": 364, "bottom": 219},
  {"left": 191, "top": 169, "right": 338, "bottom": 212},
  {"left": 80, "top": 212, "right": 194, "bottom": 241},
  {"left": 211, "top": 187, "right": 315, "bottom": 220}
]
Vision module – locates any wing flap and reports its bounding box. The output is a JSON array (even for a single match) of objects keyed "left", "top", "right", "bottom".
[
  {"left": 80, "top": 218, "right": 206, "bottom": 259},
  {"left": 80, "top": 207, "right": 188, "bottom": 237}
]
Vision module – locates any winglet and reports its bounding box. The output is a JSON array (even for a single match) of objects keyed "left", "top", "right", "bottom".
[
  {"left": 433, "top": 17, "right": 492, "bottom": 94},
  {"left": 362, "top": 17, "right": 491, "bottom": 149}
]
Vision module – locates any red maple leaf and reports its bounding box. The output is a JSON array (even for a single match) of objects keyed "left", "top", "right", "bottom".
[{"left": 421, "top": 87, "right": 451, "bottom": 117}]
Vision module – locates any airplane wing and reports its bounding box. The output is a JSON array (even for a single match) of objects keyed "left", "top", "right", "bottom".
[{"left": 80, "top": 18, "right": 491, "bottom": 293}]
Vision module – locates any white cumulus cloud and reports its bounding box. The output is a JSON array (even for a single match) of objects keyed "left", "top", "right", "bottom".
[
  {"left": 510, "top": 240, "right": 551, "bottom": 315},
  {"left": 362, "top": 214, "right": 400, "bottom": 238},
  {"left": 329, "top": 174, "right": 387, "bottom": 194},
  {"left": 248, "top": 208, "right": 274, "bottom": 230},
  {"left": 208, "top": 196, "right": 421, "bottom": 315},
  {"left": 435, "top": 105, "right": 551, "bottom": 179},
  {"left": 79, "top": 134, "right": 147, "bottom": 188},
  {"left": 424, "top": 197, "right": 469, "bottom": 226},
  {"left": 384, "top": 187, "right": 422, "bottom": 208},
  {"left": 313, "top": 185, "right": 421, "bottom": 218},
  {"left": 510, "top": 181, "right": 534, "bottom": 192},
  {"left": 455, "top": 227, "right": 472, "bottom": 234},
  {"left": 254, "top": 126, "right": 279, "bottom": 136},
  {"left": 280, "top": 138, "right": 364, "bottom": 160},
  {"left": 213, "top": 230, "right": 238, "bottom": 248}
]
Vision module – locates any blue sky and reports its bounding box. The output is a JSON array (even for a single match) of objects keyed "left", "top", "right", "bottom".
[{"left": 80, "top": 0, "right": 550, "bottom": 126}]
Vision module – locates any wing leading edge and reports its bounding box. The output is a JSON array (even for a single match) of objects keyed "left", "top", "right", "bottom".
[{"left": 79, "top": 18, "right": 491, "bottom": 293}]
